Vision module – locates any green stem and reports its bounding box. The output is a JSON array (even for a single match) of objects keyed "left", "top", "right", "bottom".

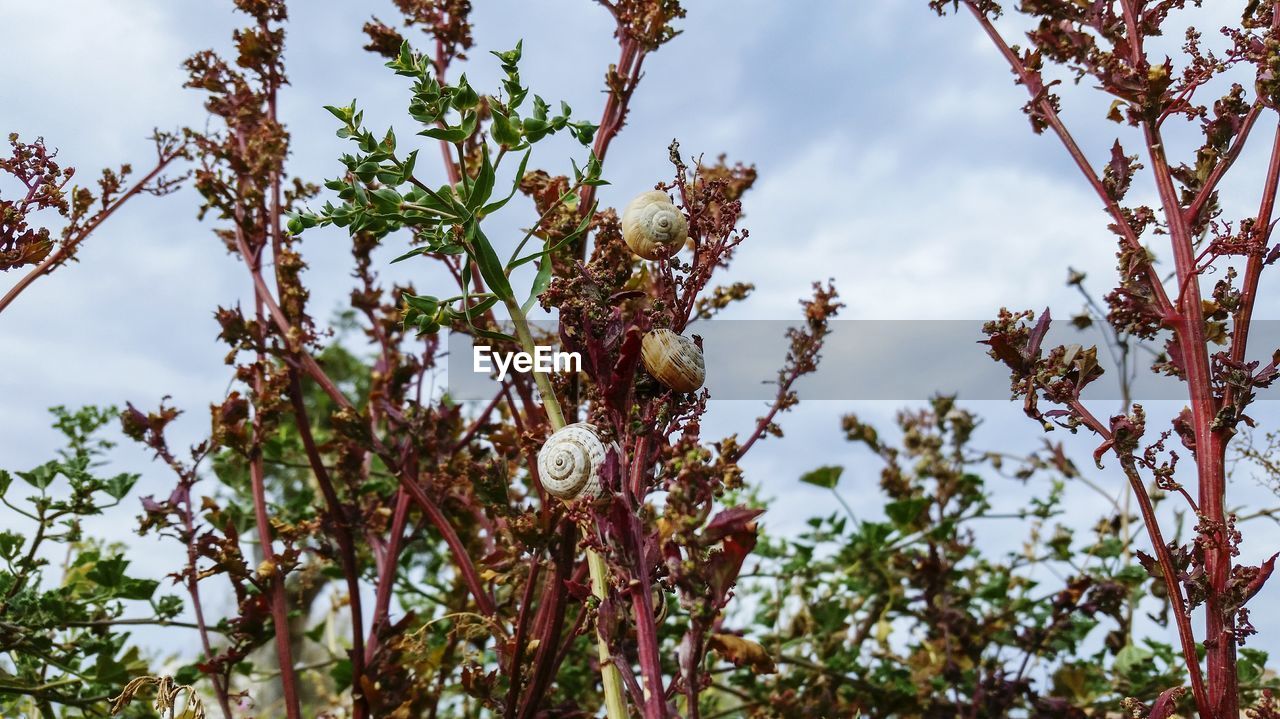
[
  {"left": 502, "top": 295, "right": 627, "bottom": 718},
  {"left": 505, "top": 297, "right": 566, "bottom": 429},
  {"left": 588, "top": 548, "right": 630, "bottom": 719}
]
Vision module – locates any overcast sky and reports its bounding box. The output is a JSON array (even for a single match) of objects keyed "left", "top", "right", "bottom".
[{"left": 4, "top": 0, "right": 1280, "bottom": 662}]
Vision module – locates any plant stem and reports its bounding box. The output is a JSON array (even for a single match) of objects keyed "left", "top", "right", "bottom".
[
  {"left": 0, "top": 152, "right": 181, "bottom": 316},
  {"left": 588, "top": 548, "right": 631, "bottom": 719},
  {"left": 502, "top": 295, "right": 628, "bottom": 719},
  {"left": 505, "top": 298, "right": 567, "bottom": 429}
]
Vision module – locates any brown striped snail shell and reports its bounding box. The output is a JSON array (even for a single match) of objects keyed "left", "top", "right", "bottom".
[
  {"left": 641, "top": 329, "right": 705, "bottom": 394},
  {"left": 537, "top": 423, "right": 608, "bottom": 500},
  {"left": 651, "top": 586, "right": 668, "bottom": 624},
  {"left": 621, "top": 190, "right": 688, "bottom": 260}
]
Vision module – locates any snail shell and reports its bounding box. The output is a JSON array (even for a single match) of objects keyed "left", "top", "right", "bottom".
[
  {"left": 641, "top": 329, "right": 705, "bottom": 393},
  {"left": 537, "top": 422, "right": 608, "bottom": 500},
  {"left": 621, "top": 190, "right": 688, "bottom": 260},
  {"left": 651, "top": 587, "right": 668, "bottom": 624}
]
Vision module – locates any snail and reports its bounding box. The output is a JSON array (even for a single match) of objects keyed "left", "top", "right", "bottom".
[
  {"left": 621, "top": 190, "right": 688, "bottom": 260},
  {"left": 651, "top": 586, "right": 669, "bottom": 624},
  {"left": 537, "top": 422, "right": 609, "bottom": 500},
  {"left": 641, "top": 329, "right": 705, "bottom": 393}
]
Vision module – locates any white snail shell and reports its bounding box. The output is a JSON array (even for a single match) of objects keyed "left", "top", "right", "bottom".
[
  {"left": 641, "top": 329, "right": 705, "bottom": 393},
  {"left": 537, "top": 422, "right": 609, "bottom": 500},
  {"left": 621, "top": 190, "right": 688, "bottom": 260}
]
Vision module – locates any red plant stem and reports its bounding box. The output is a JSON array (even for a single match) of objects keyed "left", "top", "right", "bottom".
[
  {"left": 682, "top": 627, "right": 705, "bottom": 719},
  {"left": 454, "top": 384, "right": 507, "bottom": 451},
  {"left": 369, "top": 487, "right": 412, "bottom": 662},
  {"left": 179, "top": 482, "right": 235, "bottom": 719},
  {"left": 577, "top": 32, "right": 646, "bottom": 253},
  {"left": 1224, "top": 122, "right": 1280, "bottom": 409},
  {"left": 962, "top": 2, "right": 1234, "bottom": 713},
  {"left": 1145, "top": 122, "right": 1233, "bottom": 719},
  {"left": 1068, "top": 402, "right": 1209, "bottom": 712},
  {"left": 404, "top": 473, "right": 499, "bottom": 616},
  {"left": 628, "top": 435, "right": 651, "bottom": 503},
  {"left": 434, "top": 39, "right": 463, "bottom": 188},
  {"left": 504, "top": 555, "right": 543, "bottom": 719},
  {"left": 505, "top": 386, "right": 548, "bottom": 505},
  {"left": 550, "top": 600, "right": 591, "bottom": 675},
  {"left": 962, "top": 1, "right": 1174, "bottom": 317},
  {"left": 1184, "top": 104, "right": 1264, "bottom": 226},
  {"left": 247, "top": 378, "right": 303, "bottom": 719},
  {"left": 735, "top": 371, "right": 801, "bottom": 461},
  {"left": 518, "top": 522, "right": 578, "bottom": 719},
  {"left": 0, "top": 152, "right": 181, "bottom": 315},
  {"left": 621, "top": 431, "right": 666, "bottom": 715},
  {"left": 624, "top": 512, "right": 666, "bottom": 718},
  {"left": 1123, "top": 461, "right": 1210, "bottom": 710},
  {"left": 229, "top": 222, "right": 496, "bottom": 617},
  {"left": 286, "top": 372, "right": 368, "bottom": 717}
]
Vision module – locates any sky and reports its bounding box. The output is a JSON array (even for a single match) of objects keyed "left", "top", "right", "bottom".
[{"left": 4, "top": 0, "right": 1280, "bottom": 669}]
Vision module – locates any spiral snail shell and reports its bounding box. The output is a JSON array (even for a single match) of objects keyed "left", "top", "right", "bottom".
[
  {"left": 537, "top": 422, "right": 609, "bottom": 500},
  {"left": 621, "top": 190, "right": 688, "bottom": 260},
  {"left": 641, "top": 329, "right": 705, "bottom": 393}
]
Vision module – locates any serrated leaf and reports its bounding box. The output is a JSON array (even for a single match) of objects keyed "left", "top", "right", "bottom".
[{"left": 102, "top": 473, "right": 138, "bottom": 501}]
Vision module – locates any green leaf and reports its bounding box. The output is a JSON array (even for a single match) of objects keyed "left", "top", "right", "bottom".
[
  {"left": 467, "top": 150, "right": 496, "bottom": 211},
  {"left": 16, "top": 462, "right": 56, "bottom": 490},
  {"left": 466, "top": 224, "right": 513, "bottom": 300},
  {"left": 324, "top": 102, "right": 355, "bottom": 124},
  {"left": 490, "top": 40, "right": 523, "bottom": 67},
  {"left": 403, "top": 293, "right": 439, "bottom": 316},
  {"left": 370, "top": 187, "right": 404, "bottom": 212},
  {"left": 522, "top": 116, "right": 550, "bottom": 142},
  {"left": 102, "top": 473, "right": 139, "bottom": 501},
  {"left": 522, "top": 259, "right": 553, "bottom": 314},
  {"left": 799, "top": 466, "right": 843, "bottom": 489},
  {"left": 87, "top": 555, "right": 128, "bottom": 588},
  {"left": 389, "top": 41, "right": 419, "bottom": 76},
  {"left": 471, "top": 327, "right": 518, "bottom": 343},
  {"left": 330, "top": 658, "right": 354, "bottom": 693},
  {"left": 481, "top": 150, "right": 530, "bottom": 216},
  {"left": 508, "top": 204, "right": 595, "bottom": 269},
  {"left": 390, "top": 247, "right": 428, "bottom": 264},
  {"left": 490, "top": 108, "right": 521, "bottom": 147},
  {"left": 420, "top": 125, "right": 468, "bottom": 143},
  {"left": 452, "top": 75, "right": 480, "bottom": 110},
  {"left": 401, "top": 149, "right": 418, "bottom": 182},
  {"left": 1240, "top": 648, "right": 1269, "bottom": 684},
  {"left": 174, "top": 663, "right": 201, "bottom": 686},
  {"left": 119, "top": 577, "right": 160, "bottom": 601},
  {"left": 0, "top": 531, "right": 23, "bottom": 560},
  {"left": 464, "top": 296, "right": 500, "bottom": 318},
  {"left": 884, "top": 497, "right": 930, "bottom": 528},
  {"left": 1114, "top": 644, "right": 1153, "bottom": 676}
]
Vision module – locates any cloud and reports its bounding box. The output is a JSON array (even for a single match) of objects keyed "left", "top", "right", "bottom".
[{"left": 723, "top": 133, "right": 1110, "bottom": 321}]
